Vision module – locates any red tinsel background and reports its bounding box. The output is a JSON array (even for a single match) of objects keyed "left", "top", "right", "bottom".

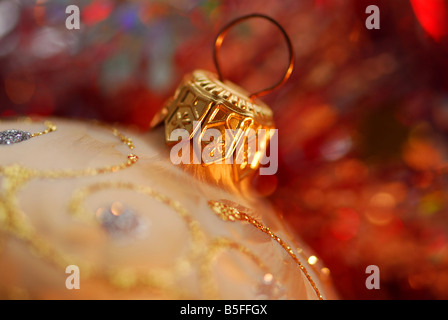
[{"left": 1, "top": 0, "right": 448, "bottom": 299}]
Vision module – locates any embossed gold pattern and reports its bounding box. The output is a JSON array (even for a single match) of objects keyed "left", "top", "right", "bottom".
[{"left": 163, "top": 70, "right": 275, "bottom": 181}]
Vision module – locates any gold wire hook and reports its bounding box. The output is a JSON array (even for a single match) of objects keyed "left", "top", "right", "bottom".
[{"left": 213, "top": 13, "right": 295, "bottom": 101}]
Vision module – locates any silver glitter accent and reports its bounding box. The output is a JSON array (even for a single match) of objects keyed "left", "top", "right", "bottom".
[
  {"left": 96, "top": 202, "right": 146, "bottom": 239},
  {"left": 0, "top": 129, "right": 32, "bottom": 145}
]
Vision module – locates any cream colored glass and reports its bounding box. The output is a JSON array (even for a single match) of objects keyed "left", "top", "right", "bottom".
[{"left": 0, "top": 118, "right": 335, "bottom": 300}]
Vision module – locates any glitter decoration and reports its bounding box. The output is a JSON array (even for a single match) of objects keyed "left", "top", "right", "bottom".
[
  {"left": 0, "top": 129, "right": 31, "bottom": 145},
  {"left": 96, "top": 202, "right": 143, "bottom": 237},
  {"left": 208, "top": 199, "right": 324, "bottom": 300}
]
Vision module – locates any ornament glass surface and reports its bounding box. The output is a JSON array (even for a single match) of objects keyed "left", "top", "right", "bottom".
[{"left": 0, "top": 118, "right": 336, "bottom": 299}]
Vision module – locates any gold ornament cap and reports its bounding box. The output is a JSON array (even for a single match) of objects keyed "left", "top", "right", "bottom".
[{"left": 157, "top": 14, "right": 294, "bottom": 182}]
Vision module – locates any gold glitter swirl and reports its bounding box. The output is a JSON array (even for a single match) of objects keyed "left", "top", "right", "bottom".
[
  {"left": 208, "top": 199, "right": 324, "bottom": 300},
  {"left": 0, "top": 121, "right": 140, "bottom": 293},
  {"left": 200, "top": 237, "right": 270, "bottom": 299}
]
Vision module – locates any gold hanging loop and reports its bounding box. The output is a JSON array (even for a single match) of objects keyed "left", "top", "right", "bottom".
[{"left": 213, "top": 13, "right": 295, "bottom": 101}]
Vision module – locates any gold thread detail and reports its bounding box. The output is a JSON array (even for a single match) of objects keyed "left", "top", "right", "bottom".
[{"left": 208, "top": 199, "right": 324, "bottom": 300}]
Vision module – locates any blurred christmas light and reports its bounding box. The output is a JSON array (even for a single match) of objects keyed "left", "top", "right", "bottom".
[
  {"left": 0, "top": 0, "right": 19, "bottom": 40},
  {"left": 4, "top": 73, "right": 36, "bottom": 105},
  {"left": 33, "top": 0, "right": 48, "bottom": 26},
  {"left": 83, "top": 0, "right": 114, "bottom": 26},
  {"left": 308, "top": 255, "right": 318, "bottom": 265},
  {"left": 31, "top": 27, "right": 70, "bottom": 59},
  {"left": 410, "top": 0, "right": 448, "bottom": 42},
  {"left": 320, "top": 135, "right": 352, "bottom": 161}
]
